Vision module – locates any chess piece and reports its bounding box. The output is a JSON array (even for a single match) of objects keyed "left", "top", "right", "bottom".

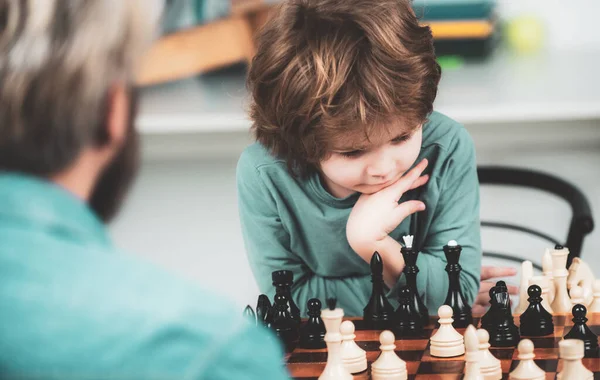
[
  {"left": 319, "top": 298, "right": 352, "bottom": 380},
  {"left": 480, "top": 286, "right": 498, "bottom": 331},
  {"left": 270, "top": 294, "right": 299, "bottom": 353},
  {"left": 515, "top": 261, "right": 534, "bottom": 315},
  {"left": 550, "top": 245, "right": 572, "bottom": 313},
  {"left": 464, "top": 325, "right": 483, "bottom": 380},
  {"left": 570, "top": 285, "right": 585, "bottom": 306},
  {"left": 588, "top": 279, "right": 600, "bottom": 313},
  {"left": 299, "top": 298, "right": 326, "bottom": 349},
  {"left": 568, "top": 258, "right": 596, "bottom": 306},
  {"left": 393, "top": 286, "right": 424, "bottom": 337},
  {"left": 442, "top": 240, "right": 472, "bottom": 327},
  {"left": 272, "top": 270, "right": 301, "bottom": 323},
  {"left": 400, "top": 235, "right": 428, "bottom": 325},
  {"left": 563, "top": 304, "right": 599, "bottom": 358},
  {"left": 430, "top": 305, "right": 465, "bottom": 357},
  {"left": 508, "top": 339, "right": 545, "bottom": 380},
  {"left": 476, "top": 329, "right": 501, "bottom": 380},
  {"left": 243, "top": 305, "right": 256, "bottom": 325},
  {"left": 542, "top": 249, "right": 555, "bottom": 304},
  {"left": 364, "top": 252, "right": 395, "bottom": 330},
  {"left": 371, "top": 330, "right": 408, "bottom": 380},
  {"left": 340, "top": 320, "right": 367, "bottom": 374},
  {"left": 528, "top": 276, "right": 554, "bottom": 314},
  {"left": 557, "top": 339, "right": 593, "bottom": 380},
  {"left": 519, "top": 284, "right": 554, "bottom": 336},
  {"left": 488, "top": 285, "right": 520, "bottom": 347},
  {"left": 256, "top": 294, "right": 273, "bottom": 327}
]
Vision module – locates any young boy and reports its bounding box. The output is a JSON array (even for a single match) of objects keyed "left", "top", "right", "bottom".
[{"left": 237, "top": 0, "right": 482, "bottom": 317}]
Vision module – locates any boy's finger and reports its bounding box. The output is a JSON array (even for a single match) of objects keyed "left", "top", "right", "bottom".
[
  {"left": 480, "top": 266, "right": 518, "bottom": 280},
  {"left": 508, "top": 285, "right": 519, "bottom": 295},
  {"left": 407, "top": 174, "right": 429, "bottom": 191},
  {"left": 389, "top": 200, "right": 426, "bottom": 228},
  {"left": 384, "top": 159, "right": 428, "bottom": 199}
]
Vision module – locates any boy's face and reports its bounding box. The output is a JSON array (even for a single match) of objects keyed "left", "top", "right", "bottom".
[{"left": 319, "top": 124, "right": 422, "bottom": 198}]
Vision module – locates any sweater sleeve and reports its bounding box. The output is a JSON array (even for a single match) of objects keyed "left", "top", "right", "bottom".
[
  {"left": 389, "top": 128, "right": 482, "bottom": 312},
  {"left": 236, "top": 157, "right": 371, "bottom": 317}
]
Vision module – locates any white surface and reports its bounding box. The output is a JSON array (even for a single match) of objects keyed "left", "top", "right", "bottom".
[{"left": 137, "top": 49, "right": 600, "bottom": 134}]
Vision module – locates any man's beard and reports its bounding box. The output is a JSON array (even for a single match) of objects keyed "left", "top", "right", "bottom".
[{"left": 88, "top": 92, "right": 140, "bottom": 223}]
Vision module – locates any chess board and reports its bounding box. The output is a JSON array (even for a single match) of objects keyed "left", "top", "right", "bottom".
[{"left": 286, "top": 313, "right": 600, "bottom": 379}]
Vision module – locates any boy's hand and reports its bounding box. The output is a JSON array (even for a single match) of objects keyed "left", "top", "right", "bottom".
[
  {"left": 346, "top": 159, "right": 429, "bottom": 262},
  {"left": 472, "top": 266, "right": 519, "bottom": 314}
]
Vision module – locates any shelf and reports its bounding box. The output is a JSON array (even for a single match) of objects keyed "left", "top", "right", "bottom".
[{"left": 137, "top": 48, "right": 600, "bottom": 135}]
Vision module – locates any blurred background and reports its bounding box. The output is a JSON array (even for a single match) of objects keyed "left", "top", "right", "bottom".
[{"left": 113, "top": 0, "right": 600, "bottom": 308}]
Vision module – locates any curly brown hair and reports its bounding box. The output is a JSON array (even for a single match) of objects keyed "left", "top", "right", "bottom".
[{"left": 247, "top": 0, "right": 441, "bottom": 177}]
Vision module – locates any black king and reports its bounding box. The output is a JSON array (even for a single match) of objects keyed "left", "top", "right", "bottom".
[{"left": 443, "top": 240, "right": 472, "bottom": 328}]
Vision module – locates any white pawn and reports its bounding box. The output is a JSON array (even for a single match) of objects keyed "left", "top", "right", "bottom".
[
  {"left": 371, "top": 330, "right": 407, "bottom": 380},
  {"left": 508, "top": 339, "right": 545, "bottom": 380},
  {"left": 589, "top": 279, "right": 600, "bottom": 313},
  {"left": 430, "top": 305, "right": 465, "bottom": 357},
  {"left": 476, "top": 329, "right": 501, "bottom": 380},
  {"left": 464, "top": 325, "right": 483, "bottom": 380},
  {"left": 570, "top": 285, "right": 585, "bottom": 306},
  {"left": 515, "top": 261, "right": 534, "bottom": 315},
  {"left": 557, "top": 339, "right": 593, "bottom": 380},
  {"left": 339, "top": 320, "right": 367, "bottom": 374}
]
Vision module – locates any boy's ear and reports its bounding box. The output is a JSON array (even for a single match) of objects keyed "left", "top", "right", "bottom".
[{"left": 105, "top": 83, "right": 129, "bottom": 147}]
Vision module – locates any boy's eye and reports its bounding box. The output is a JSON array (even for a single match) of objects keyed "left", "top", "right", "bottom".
[{"left": 339, "top": 150, "right": 364, "bottom": 158}]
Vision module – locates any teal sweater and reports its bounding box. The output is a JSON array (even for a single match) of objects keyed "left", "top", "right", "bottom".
[
  {"left": 0, "top": 174, "right": 289, "bottom": 379},
  {"left": 237, "top": 111, "right": 482, "bottom": 317}
]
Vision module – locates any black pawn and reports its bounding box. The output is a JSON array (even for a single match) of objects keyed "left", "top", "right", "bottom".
[
  {"left": 442, "top": 242, "right": 472, "bottom": 328},
  {"left": 393, "top": 287, "right": 424, "bottom": 337},
  {"left": 256, "top": 294, "right": 273, "bottom": 328},
  {"left": 519, "top": 285, "right": 554, "bottom": 336},
  {"left": 488, "top": 288, "right": 520, "bottom": 347},
  {"left": 363, "top": 252, "right": 395, "bottom": 330},
  {"left": 299, "top": 298, "right": 326, "bottom": 349},
  {"left": 243, "top": 305, "right": 257, "bottom": 325},
  {"left": 564, "top": 304, "right": 599, "bottom": 358},
  {"left": 270, "top": 293, "right": 299, "bottom": 353},
  {"left": 480, "top": 286, "right": 498, "bottom": 331},
  {"left": 272, "top": 270, "right": 301, "bottom": 324},
  {"left": 401, "top": 243, "right": 429, "bottom": 326}
]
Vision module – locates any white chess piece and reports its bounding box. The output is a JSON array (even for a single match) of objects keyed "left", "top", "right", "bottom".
[
  {"left": 508, "top": 339, "right": 545, "bottom": 380},
  {"left": 371, "top": 330, "right": 407, "bottom": 380},
  {"left": 430, "top": 305, "right": 465, "bottom": 357},
  {"left": 557, "top": 339, "right": 593, "bottom": 380},
  {"left": 476, "top": 329, "right": 501, "bottom": 380},
  {"left": 528, "top": 276, "right": 554, "bottom": 314},
  {"left": 319, "top": 306, "right": 352, "bottom": 380},
  {"left": 515, "top": 261, "right": 534, "bottom": 315},
  {"left": 542, "top": 249, "right": 555, "bottom": 303},
  {"left": 339, "top": 320, "right": 367, "bottom": 374},
  {"left": 588, "top": 279, "right": 600, "bottom": 313},
  {"left": 463, "top": 325, "right": 483, "bottom": 380},
  {"left": 570, "top": 285, "right": 585, "bottom": 306},
  {"left": 567, "top": 258, "right": 596, "bottom": 306},
  {"left": 550, "top": 246, "right": 572, "bottom": 313}
]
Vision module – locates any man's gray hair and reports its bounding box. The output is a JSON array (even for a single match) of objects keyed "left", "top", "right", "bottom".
[{"left": 0, "top": 0, "right": 162, "bottom": 175}]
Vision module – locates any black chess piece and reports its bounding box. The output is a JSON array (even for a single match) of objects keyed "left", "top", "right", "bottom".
[
  {"left": 393, "top": 286, "right": 424, "bottom": 337},
  {"left": 272, "top": 270, "right": 301, "bottom": 324},
  {"left": 256, "top": 294, "right": 273, "bottom": 328},
  {"left": 442, "top": 242, "right": 472, "bottom": 328},
  {"left": 299, "top": 298, "right": 326, "bottom": 349},
  {"left": 363, "top": 252, "right": 395, "bottom": 330},
  {"left": 519, "top": 285, "right": 554, "bottom": 336},
  {"left": 401, "top": 243, "right": 429, "bottom": 325},
  {"left": 494, "top": 280, "right": 512, "bottom": 309},
  {"left": 480, "top": 286, "right": 498, "bottom": 331},
  {"left": 270, "top": 293, "right": 300, "bottom": 353},
  {"left": 488, "top": 287, "right": 520, "bottom": 347},
  {"left": 564, "top": 304, "right": 599, "bottom": 358},
  {"left": 243, "top": 305, "right": 257, "bottom": 325}
]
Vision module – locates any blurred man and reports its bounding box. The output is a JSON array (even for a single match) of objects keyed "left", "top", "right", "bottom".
[{"left": 0, "top": 1, "right": 289, "bottom": 378}]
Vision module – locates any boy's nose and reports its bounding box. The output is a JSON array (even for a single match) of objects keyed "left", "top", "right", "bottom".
[{"left": 367, "top": 157, "right": 395, "bottom": 180}]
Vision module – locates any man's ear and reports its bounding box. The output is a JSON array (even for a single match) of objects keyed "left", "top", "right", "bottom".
[{"left": 105, "top": 84, "right": 129, "bottom": 147}]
